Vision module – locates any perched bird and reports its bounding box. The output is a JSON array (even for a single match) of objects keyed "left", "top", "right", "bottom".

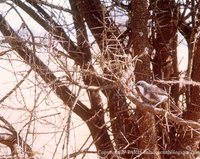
[
  {"left": 135, "top": 80, "right": 168, "bottom": 107},
  {"left": 135, "top": 80, "right": 182, "bottom": 114}
]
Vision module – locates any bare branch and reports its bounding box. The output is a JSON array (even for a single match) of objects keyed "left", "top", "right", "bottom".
[
  {"left": 128, "top": 95, "right": 200, "bottom": 130},
  {"left": 0, "top": 69, "right": 31, "bottom": 104},
  {"left": 0, "top": 117, "right": 35, "bottom": 158},
  {"left": 0, "top": 14, "right": 91, "bottom": 121}
]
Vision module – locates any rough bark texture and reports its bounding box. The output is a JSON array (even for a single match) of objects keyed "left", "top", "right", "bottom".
[
  {"left": 132, "top": 0, "right": 152, "bottom": 82},
  {"left": 131, "top": 1, "right": 160, "bottom": 159}
]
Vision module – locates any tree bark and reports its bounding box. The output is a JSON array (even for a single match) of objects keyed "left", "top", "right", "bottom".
[{"left": 131, "top": 1, "right": 160, "bottom": 159}]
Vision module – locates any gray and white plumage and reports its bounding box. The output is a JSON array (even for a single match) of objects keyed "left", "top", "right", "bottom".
[
  {"left": 135, "top": 81, "right": 182, "bottom": 113},
  {"left": 135, "top": 80, "right": 168, "bottom": 106}
]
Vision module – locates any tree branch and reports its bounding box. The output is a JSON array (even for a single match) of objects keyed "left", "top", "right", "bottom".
[
  {"left": 0, "top": 116, "right": 35, "bottom": 158},
  {"left": 12, "top": 0, "right": 84, "bottom": 65},
  {"left": 0, "top": 14, "right": 92, "bottom": 122},
  {"left": 128, "top": 95, "right": 200, "bottom": 130}
]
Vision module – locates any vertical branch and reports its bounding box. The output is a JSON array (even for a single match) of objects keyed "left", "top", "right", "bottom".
[
  {"left": 69, "top": 0, "right": 91, "bottom": 63},
  {"left": 130, "top": 1, "right": 160, "bottom": 159},
  {"left": 69, "top": 0, "right": 114, "bottom": 154},
  {"left": 185, "top": 0, "right": 197, "bottom": 106},
  {"left": 152, "top": 0, "right": 178, "bottom": 80},
  {"left": 131, "top": 0, "right": 152, "bottom": 82}
]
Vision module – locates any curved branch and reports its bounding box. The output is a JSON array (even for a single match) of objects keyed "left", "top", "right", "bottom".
[
  {"left": 0, "top": 14, "right": 91, "bottom": 122},
  {"left": 0, "top": 116, "right": 35, "bottom": 158}
]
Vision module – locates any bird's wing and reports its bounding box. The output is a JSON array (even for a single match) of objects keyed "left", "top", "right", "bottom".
[
  {"left": 150, "top": 85, "right": 168, "bottom": 96},
  {"left": 136, "top": 86, "right": 158, "bottom": 104},
  {"left": 145, "top": 85, "right": 168, "bottom": 103}
]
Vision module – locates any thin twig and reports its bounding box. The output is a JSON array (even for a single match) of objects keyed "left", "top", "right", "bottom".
[{"left": 0, "top": 69, "right": 32, "bottom": 104}]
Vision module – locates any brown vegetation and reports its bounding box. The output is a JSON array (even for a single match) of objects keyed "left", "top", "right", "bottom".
[{"left": 0, "top": 0, "right": 200, "bottom": 158}]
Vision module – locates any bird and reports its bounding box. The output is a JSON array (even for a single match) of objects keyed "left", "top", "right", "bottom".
[
  {"left": 135, "top": 81, "right": 182, "bottom": 113},
  {"left": 135, "top": 80, "right": 168, "bottom": 107}
]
